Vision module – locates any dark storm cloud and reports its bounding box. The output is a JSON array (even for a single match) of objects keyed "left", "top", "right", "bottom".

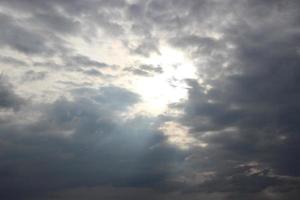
[
  {"left": 44, "top": 185, "right": 228, "bottom": 200},
  {"left": 166, "top": 0, "right": 300, "bottom": 198},
  {"left": 0, "top": 85, "right": 185, "bottom": 199}
]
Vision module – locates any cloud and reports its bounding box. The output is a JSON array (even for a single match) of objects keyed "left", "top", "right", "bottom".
[
  {"left": 0, "top": 85, "right": 185, "bottom": 199},
  {"left": 71, "top": 86, "right": 140, "bottom": 110},
  {"left": 0, "top": 77, "right": 25, "bottom": 111},
  {"left": 125, "top": 64, "right": 163, "bottom": 77},
  {"left": 66, "top": 55, "right": 110, "bottom": 68},
  {"left": 29, "top": 11, "right": 80, "bottom": 35},
  {"left": 165, "top": 0, "right": 300, "bottom": 198},
  {"left": 0, "top": 13, "right": 53, "bottom": 55},
  {"left": 0, "top": 55, "right": 28, "bottom": 67},
  {"left": 22, "top": 70, "right": 47, "bottom": 82},
  {"left": 0, "top": 0, "right": 300, "bottom": 199}
]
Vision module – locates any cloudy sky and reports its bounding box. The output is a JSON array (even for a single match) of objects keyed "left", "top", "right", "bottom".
[{"left": 0, "top": 0, "right": 300, "bottom": 199}]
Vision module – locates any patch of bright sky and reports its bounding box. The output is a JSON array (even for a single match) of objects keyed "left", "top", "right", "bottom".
[
  {"left": 0, "top": 34, "right": 201, "bottom": 150},
  {"left": 64, "top": 35, "right": 198, "bottom": 117},
  {"left": 129, "top": 45, "right": 197, "bottom": 116},
  {"left": 159, "top": 121, "right": 207, "bottom": 150}
]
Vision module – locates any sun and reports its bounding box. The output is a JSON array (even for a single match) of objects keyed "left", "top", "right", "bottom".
[{"left": 130, "top": 46, "right": 197, "bottom": 115}]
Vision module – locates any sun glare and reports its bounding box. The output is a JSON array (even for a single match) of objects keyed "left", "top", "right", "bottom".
[{"left": 131, "top": 46, "right": 197, "bottom": 115}]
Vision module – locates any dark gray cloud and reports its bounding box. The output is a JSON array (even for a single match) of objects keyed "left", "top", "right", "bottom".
[
  {"left": 166, "top": 1, "right": 300, "bottom": 198},
  {"left": 0, "top": 85, "right": 185, "bottom": 199},
  {"left": 30, "top": 11, "right": 81, "bottom": 35},
  {"left": 0, "top": 13, "right": 53, "bottom": 55},
  {"left": 0, "top": 77, "right": 25, "bottom": 111}
]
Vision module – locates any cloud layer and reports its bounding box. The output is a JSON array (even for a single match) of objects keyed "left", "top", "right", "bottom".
[{"left": 0, "top": 0, "right": 300, "bottom": 199}]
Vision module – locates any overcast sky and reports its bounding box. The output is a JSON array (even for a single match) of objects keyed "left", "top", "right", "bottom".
[{"left": 0, "top": 0, "right": 300, "bottom": 199}]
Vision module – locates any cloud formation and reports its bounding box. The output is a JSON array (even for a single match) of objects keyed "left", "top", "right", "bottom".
[
  {"left": 0, "top": 77, "right": 25, "bottom": 111},
  {"left": 0, "top": 0, "right": 300, "bottom": 199}
]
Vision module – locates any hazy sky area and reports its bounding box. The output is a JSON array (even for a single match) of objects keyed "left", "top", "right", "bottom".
[{"left": 0, "top": 0, "right": 300, "bottom": 199}]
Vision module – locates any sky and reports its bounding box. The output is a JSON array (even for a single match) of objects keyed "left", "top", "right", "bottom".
[{"left": 0, "top": 0, "right": 300, "bottom": 199}]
